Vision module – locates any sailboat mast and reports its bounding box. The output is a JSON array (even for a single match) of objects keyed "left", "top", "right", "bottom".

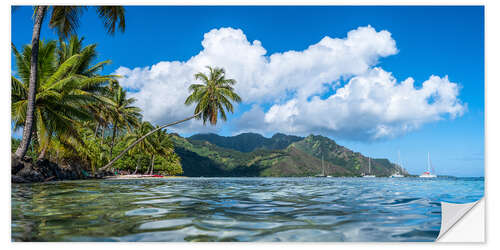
[
  {"left": 322, "top": 155, "right": 325, "bottom": 176},
  {"left": 369, "top": 157, "right": 371, "bottom": 174},
  {"left": 398, "top": 150, "right": 401, "bottom": 174},
  {"left": 427, "top": 152, "right": 431, "bottom": 172}
]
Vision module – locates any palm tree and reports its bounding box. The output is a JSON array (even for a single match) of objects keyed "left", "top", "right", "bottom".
[
  {"left": 54, "top": 35, "right": 117, "bottom": 141},
  {"left": 15, "top": 6, "right": 126, "bottom": 159},
  {"left": 15, "top": 6, "right": 47, "bottom": 159},
  {"left": 99, "top": 66, "right": 242, "bottom": 171},
  {"left": 186, "top": 66, "right": 242, "bottom": 125},
  {"left": 107, "top": 86, "right": 142, "bottom": 159},
  {"left": 147, "top": 126, "right": 174, "bottom": 175},
  {"left": 124, "top": 121, "right": 154, "bottom": 174},
  {"left": 11, "top": 40, "right": 117, "bottom": 160}
]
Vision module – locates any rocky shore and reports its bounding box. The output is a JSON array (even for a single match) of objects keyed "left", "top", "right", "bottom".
[{"left": 11, "top": 154, "right": 112, "bottom": 183}]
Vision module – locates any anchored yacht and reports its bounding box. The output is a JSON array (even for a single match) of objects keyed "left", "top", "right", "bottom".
[
  {"left": 420, "top": 152, "right": 437, "bottom": 178},
  {"left": 390, "top": 150, "right": 404, "bottom": 178},
  {"left": 363, "top": 157, "right": 376, "bottom": 178}
]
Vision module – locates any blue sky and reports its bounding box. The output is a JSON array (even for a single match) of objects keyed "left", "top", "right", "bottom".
[{"left": 11, "top": 6, "right": 484, "bottom": 177}]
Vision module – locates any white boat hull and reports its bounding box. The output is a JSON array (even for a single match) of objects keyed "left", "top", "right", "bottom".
[
  {"left": 419, "top": 174, "right": 437, "bottom": 178},
  {"left": 390, "top": 174, "right": 404, "bottom": 178},
  {"left": 363, "top": 175, "right": 376, "bottom": 178}
]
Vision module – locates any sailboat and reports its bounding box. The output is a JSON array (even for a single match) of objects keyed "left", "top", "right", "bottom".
[
  {"left": 420, "top": 152, "right": 437, "bottom": 178},
  {"left": 324, "top": 156, "right": 333, "bottom": 177},
  {"left": 363, "top": 157, "right": 376, "bottom": 178},
  {"left": 390, "top": 150, "right": 404, "bottom": 178},
  {"left": 315, "top": 155, "right": 332, "bottom": 177}
]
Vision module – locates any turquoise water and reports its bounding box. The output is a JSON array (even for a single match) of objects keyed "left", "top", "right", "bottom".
[{"left": 11, "top": 177, "right": 484, "bottom": 242}]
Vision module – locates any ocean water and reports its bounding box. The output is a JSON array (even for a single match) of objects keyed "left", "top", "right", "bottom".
[{"left": 11, "top": 177, "right": 484, "bottom": 242}]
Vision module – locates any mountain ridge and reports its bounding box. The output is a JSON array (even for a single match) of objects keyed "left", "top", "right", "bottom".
[
  {"left": 189, "top": 132, "right": 303, "bottom": 153},
  {"left": 173, "top": 132, "right": 407, "bottom": 177}
]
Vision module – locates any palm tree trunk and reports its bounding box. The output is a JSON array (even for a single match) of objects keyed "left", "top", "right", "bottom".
[
  {"left": 37, "top": 144, "right": 48, "bottom": 160},
  {"left": 15, "top": 6, "right": 47, "bottom": 159},
  {"left": 150, "top": 154, "right": 155, "bottom": 175},
  {"left": 91, "top": 162, "right": 95, "bottom": 175},
  {"left": 133, "top": 158, "right": 139, "bottom": 175},
  {"left": 109, "top": 122, "right": 117, "bottom": 159},
  {"left": 100, "top": 126, "right": 105, "bottom": 145},
  {"left": 99, "top": 112, "right": 201, "bottom": 171},
  {"left": 37, "top": 130, "right": 50, "bottom": 161},
  {"left": 31, "top": 129, "right": 38, "bottom": 157},
  {"left": 145, "top": 161, "right": 151, "bottom": 175},
  {"left": 94, "top": 123, "right": 99, "bottom": 137}
]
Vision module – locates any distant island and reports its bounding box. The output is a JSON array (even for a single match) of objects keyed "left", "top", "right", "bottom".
[{"left": 172, "top": 132, "right": 407, "bottom": 177}]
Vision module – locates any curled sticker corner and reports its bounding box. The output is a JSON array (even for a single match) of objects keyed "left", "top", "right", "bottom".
[{"left": 436, "top": 198, "right": 483, "bottom": 241}]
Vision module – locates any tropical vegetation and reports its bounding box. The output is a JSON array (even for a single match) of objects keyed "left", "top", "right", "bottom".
[
  {"left": 15, "top": 6, "right": 126, "bottom": 159},
  {"left": 11, "top": 36, "right": 184, "bottom": 176}
]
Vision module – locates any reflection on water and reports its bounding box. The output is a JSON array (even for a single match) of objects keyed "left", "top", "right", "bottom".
[{"left": 11, "top": 177, "right": 484, "bottom": 242}]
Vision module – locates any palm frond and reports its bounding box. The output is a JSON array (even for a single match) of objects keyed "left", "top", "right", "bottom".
[
  {"left": 49, "top": 6, "right": 85, "bottom": 39},
  {"left": 185, "top": 66, "right": 241, "bottom": 125},
  {"left": 44, "top": 54, "right": 81, "bottom": 87},
  {"left": 96, "top": 6, "right": 126, "bottom": 35},
  {"left": 84, "top": 60, "right": 112, "bottom": 76}
]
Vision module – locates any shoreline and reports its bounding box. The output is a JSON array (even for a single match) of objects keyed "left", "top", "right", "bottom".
[
  {"left": 12, "top": 175, "right": 477, "bottom": 184},
  {"left": 11, "top": 154, "right": 470, "bottom": 184},
  {"left": 104, "top": 175, "right": 186, "bottom": 179}
]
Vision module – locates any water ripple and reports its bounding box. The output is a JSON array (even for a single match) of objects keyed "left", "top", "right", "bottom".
[{"left": 11, "top": 177, "right": 483, "bottom": 242}]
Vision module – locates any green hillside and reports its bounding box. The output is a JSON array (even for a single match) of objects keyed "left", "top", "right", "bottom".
[
  {"left": 171, "top": 133, "right": 406, "bottom": 177},
  {"left": 188, "top": 132, "right": 303, "bottom": 152},
  {"left": 291, "top": 135, "right": 406, "bottom": 176}
]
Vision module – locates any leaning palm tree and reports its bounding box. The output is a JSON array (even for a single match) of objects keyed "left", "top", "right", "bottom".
[
  {"left": 99, "top": 66, "right": 242, "bottom": 171},
  {"left": 15, "top": 6, "right": 126, "bottom": 159}
]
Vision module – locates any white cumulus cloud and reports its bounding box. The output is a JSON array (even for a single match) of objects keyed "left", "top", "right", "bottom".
[
  {"left": 238, "top": 68, "right": 465, "bottom": 140},
  {"left": 113, "top": 25, "right": 465, "bottom": 139}
]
